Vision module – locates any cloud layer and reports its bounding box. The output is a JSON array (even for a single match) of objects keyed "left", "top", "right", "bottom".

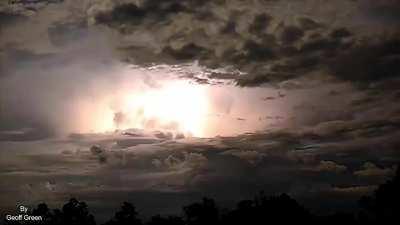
[{"left": 0, "top": 0, "right": 399, "bottom": 222}]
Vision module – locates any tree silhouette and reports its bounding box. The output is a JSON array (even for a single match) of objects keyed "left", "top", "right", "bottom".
[
  {"left": 31, "top": 203, "right": 53, "bottom": 225},
  {"left": 5, "top": 165, "right": 400, "bottom": 225},
  {"left": 104, "top": 202, "right": 142, "bottom": 225},
  {"left": 58, "top": 198, "right": 96, "bottom": 225},
  {"left": 183, "top": 198, "right": 219, "bottom": 225},
  {"left": 316, "top": 212, "right": 356, "bottom": 225},
  {"left": 146, "top": 215, "right": 185, "bottom": 225},
  {"left": 4, "top": 199, "right": 96, "bottom": 225},
  {"left": 359, "top": 164, "right": 400, "bottom": 224},
  {"left": 221, "top": 192, "right": 313, "bottom": 225}
]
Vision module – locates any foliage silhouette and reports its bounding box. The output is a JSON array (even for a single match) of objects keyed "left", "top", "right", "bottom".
[
  {"left": 183, "top": 198, "right": 219, "bottom": 225},
  {"left": 221, "top": 192, "right": 313, "bottom": 225},
  {"left": 4, "top": 164, "right": 399, "bottom": 225},
  {"left": 359, "top": 164, "right": 400, "bottom": 224},
  {"left": 4, "top": 198, "right": 96, "bottom": 225},
  {"left": 59, "top": 198, "right": 96, "bottom": 225},
  {"left": 31, "top": 203, "right": 52, "bottom": 225},
  {"left": 146, "top": 215, "right": 185, "bottom": 225},
  {"left": 104, "top": 202, "right": 142, "bottom": 225}
]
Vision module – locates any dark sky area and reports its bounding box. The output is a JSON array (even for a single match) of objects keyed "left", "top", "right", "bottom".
[{"left": 0, "top": 0, "right": 399, "bottom": 223}]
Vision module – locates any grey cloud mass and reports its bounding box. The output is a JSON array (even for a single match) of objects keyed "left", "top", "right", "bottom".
[{"left": 0, "top": 0, "right": 399, "bottom": 223}]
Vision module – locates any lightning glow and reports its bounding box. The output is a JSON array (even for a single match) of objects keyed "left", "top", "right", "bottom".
[{"left": 119, "top": 80, "right": 209, "bottom": 137}]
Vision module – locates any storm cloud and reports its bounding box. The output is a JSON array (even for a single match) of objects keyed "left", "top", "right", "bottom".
[{"left": 0, "top": 0, "right": 399, "bottom": 222}]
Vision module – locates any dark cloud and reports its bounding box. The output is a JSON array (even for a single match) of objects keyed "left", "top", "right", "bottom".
[
  {"left": 48, "top": 20, "right": 88, "bottom": 47},
  {"left": 220, "top": 19, "right": 237, "bottom": 34},
  {"left": 1, "top": 48, "right": 55, "bottom": 66},
  {"left": 330, "top": 27, "right": 352, "bottom": 39},
  {"left": 113, "top": 112, "right": 127, "bottom": 128},
  {"left": 362, "top": 0, "right": 400, "bottom": 24},
  {"left": 0, "top": 0, "right": 400, "bottom": 221},
  {"left": 86, "top": 0, "right": 400, "bottom": 87},
  {"left": 300, "top": 37, "right": 344, "bottom": 55},
  {"left": 95, "top": 0, "right": 213, "bottom": 28},
  {"left": 249, "top": 13, "right": 273, "bottom": 35},
  {"left": 1, "top": 122, "right": 399, "bottom": 219},
  {"left": 90, "top": 145, "right": 107, "bottom": 163},
  {"left": 95, "top": 3, "right": 147, "bottom": 27},
  {"left": 354, "top": 162, "right": 395, "bottom": 178},
  {"left": 162, "top": 43, "right": 212, "bottom": 61},
  {"left": 327, "top": 37, "right": 400, "bottom": 82},
  {"left": 0, "top": 127, "right": 53, "bottom": 141},
  {"left": 235, "top": 72, "right": 273, "bottom": 87},
  {"left": 241, "top": 40, "right": 276, "bottom": 62},
  {"left": 0, "top": 11, "right": 26, "bottom": 29},
  {"left": 297, "top": 17, "right": 322, "bottom": 31},
  {"left": 7, "top": 0, "right": 63, "bottom": 4},
  {"left": 280, "top": 25, "right": 305, "bottom": 45},
  {"left": 311, "top": 160, "right": 347, "bottom": 173}
]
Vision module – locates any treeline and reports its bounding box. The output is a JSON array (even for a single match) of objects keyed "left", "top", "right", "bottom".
[{"left": 5, "top": 165, "right": 399, "bottom": 225}]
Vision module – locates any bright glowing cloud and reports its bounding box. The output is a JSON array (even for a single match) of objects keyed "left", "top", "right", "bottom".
[
  {"left": 66, "top": 64, "right": 288, "bottom": 138},
  {"left": 117, "top": 80, "right": 209, "bottom": 137}
]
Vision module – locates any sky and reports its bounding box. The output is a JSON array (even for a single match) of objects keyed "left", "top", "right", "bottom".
[{"left": 0, "top": 0, "right": 400, "bottom": 222}]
